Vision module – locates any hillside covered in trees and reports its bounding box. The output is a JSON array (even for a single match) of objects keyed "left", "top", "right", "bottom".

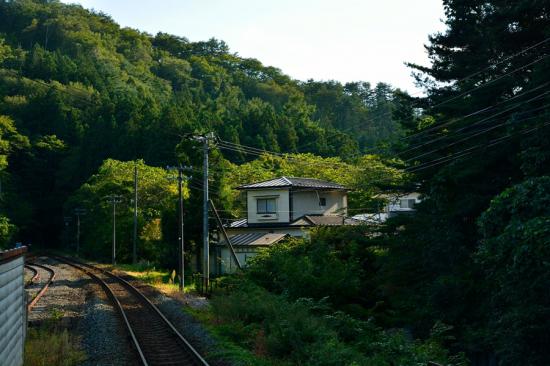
[
  {"left": 0, "top": 0, "right": 411, "bottom": 249},
  {"left": 1, "top": 0, "right": 550, "bottom": 365}
]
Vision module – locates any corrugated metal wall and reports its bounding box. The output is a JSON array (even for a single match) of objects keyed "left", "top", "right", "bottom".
[{"left": 0, "top": 251, "right": 26, "bottom": 366}]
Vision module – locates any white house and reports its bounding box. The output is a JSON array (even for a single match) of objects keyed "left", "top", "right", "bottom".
[
  {"left": 211, "top": 176, "right": 354, "bottom": 274},
  {"left": 383, "top": 192, "right": 421, "bottom": 217},
  {"left": 352, "top": 192, "right": 422, "bottom": 223}
]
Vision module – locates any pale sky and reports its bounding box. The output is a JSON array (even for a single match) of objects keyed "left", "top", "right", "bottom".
[{"left": 60, "top": 0, "right": 447, "bottom": 93}]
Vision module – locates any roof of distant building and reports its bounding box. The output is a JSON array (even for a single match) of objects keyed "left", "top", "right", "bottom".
[
  {"left": 236, "top": 176, "right": 346, "bottom": 190},
  {"left": 220, "top": 232, "right": 289, "bottom": 247},
  {"left": 227, "top": 215, "right": 358, "bottom": 228},
  {"left": 294, "top": 215, "right": 345, "bottom": 226}
]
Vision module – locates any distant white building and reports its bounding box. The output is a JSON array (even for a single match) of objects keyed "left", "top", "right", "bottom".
[
  {"left": 211, "top": 177, "right": 356, "bottom": 274},
  {"left": 384, "top": 192, "right": 421, "bottom": 216},
  {"left": 352, "top": 192, "right": 422, "bottom": 223}
]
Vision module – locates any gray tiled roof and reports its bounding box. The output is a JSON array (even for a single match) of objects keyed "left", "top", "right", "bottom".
[
  {"left": 226, "top": 215, "right": 349, "bottom": 228},
  {"left": 302, "top": 215, "right": 345, "bottom": 226},
  {"left": 236, "top": 176, "right": 346, "bottom": 190},
  {"left": 221, "top": 232, "right": 289, "bottom": 246}
]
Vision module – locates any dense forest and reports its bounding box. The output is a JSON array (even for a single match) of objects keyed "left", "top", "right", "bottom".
[
  {"left": 1, "top": 0, "right": 549, "bottom": 365},
  {"left": 0, "top": 0, "right": 411, "bottom": 250}
]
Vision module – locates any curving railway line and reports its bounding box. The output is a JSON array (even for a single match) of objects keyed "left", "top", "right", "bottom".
[
  {"left": 25, "top": 262, "right": 55, "bottom": 312},
  {"left": 53, "top": 256, "right": 209, "bottom": 366},
  {"left": 24, "top": 264, "right": 39, "bottom": 287}
]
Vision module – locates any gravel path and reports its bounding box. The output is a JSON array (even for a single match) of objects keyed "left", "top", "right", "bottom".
[{"left": 26, "top": 256, "right": 137, "bottom": 365}]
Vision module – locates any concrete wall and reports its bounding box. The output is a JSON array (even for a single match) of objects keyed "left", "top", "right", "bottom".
[
  {"left": 246, "top": 189, "right": 290, "bottom": 224},
  {"left": 292, "top": 190, "right": 347, "bottom": 219},
  {"left": 0, "top": 248, "right": 27, "bottom": 366}
]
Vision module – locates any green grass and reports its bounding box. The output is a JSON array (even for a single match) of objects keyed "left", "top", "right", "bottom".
[
  {"left": 24, "top": 309, "right": 86, "bottom": 366},
  {"left": 112, "top": 263, "right": 201, "bottom": 297}
]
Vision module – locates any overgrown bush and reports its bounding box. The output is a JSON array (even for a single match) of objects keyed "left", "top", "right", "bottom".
[
  {"left": 476, "top": 176, "right": 550, "bottom": 365},
  {"left": 245, "top": 226, "right": 381, "bottom": 309},
  {"left": 210, "top": 280, "right": 465, "bottom": 366}
]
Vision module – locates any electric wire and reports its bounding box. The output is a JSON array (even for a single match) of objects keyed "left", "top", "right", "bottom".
[
  {"left": 402, "top": 98, "right": 550, "bottom": 162},
  {"left": 398, "top": 82, "right": 550, "bottom": 155},
  {"left": 216, "top": 139, "right": 363, "bottom": 171},
  {"left": 405, "top": 120, "right": 550, "bottom": 173},
  {"left": 293, "top": 46, "right": 550, "bottom": 154}
]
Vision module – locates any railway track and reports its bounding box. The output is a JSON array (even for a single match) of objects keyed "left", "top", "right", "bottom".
[
  {"left": 25, "top": 262, "right": 56, "bottom": 312},
  {"left": 24, "top": 264, "right": 39, "bottom": 287},
  {"left": 54, "top": 256, "right": 209, "bottom": 366}
]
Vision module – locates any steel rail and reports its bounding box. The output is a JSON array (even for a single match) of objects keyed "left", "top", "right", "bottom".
[
  {"left": 53, "top": 256, "right": 148, "bottom": 365},
  {"left": 24, "top": 264, "right": 39, "bottom": 287},
  {"left": 53, "top": 256, "right": 209, "bottom": 366},
  {"left": 26, "top": 263, "right": 55, "bottom": 312}
]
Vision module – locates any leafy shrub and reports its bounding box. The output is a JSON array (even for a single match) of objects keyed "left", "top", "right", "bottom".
[
  {"left": 211, "top": 280, "right": 463, "bottom": 366},
  {"left": 476, "top": 177, "right": 550, "bottom": 365},
  {"left": 246, "top": 226, "right": 379, "bottom": 308}
]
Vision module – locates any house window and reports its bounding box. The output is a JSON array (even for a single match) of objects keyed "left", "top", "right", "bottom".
[
  {"left": 257, "top": 198, "right": 277, "bottom": 214},
  {"left": 319, "top": 197, "right": 326, "bottom": 206},
  {"left": 400, "top": 199, "right": 416, "bottom": 209}
]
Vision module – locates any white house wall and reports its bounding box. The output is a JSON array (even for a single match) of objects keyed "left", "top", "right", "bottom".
[
  {"left": 385, "top": 192, "right": 422, "bottom": 213},
  {"left": 246, "top": 189, "right": 290, "bottom": 224},
  {"left": 215, "top": 247, "right": 257, "bottom": 274},
  {"left": 292, "top": 190, "right": 346, "bottom": 219},
  {"left": 216, "top": 228, "right": 309, "bottom": 275}
]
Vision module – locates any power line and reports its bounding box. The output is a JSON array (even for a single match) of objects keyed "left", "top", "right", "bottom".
[
  {"left": 405, "top": 112, "right": 548, "bottom": 163},
  {"left": 216, "top": 95, "right": 549, "bottom": 185},
  {"left": 401, "top": 98, "right": 550, "bottom": 159},
  {"left": 385, "top": 49, "right": 550, "bottom": 135},
  {"left": 399, "top": 81, "right": 550, "bottom": 153},
  {"left": 351, "top": 67, "right": 550, "bottom": 156},
  {"left": 426, "top": 54, "right": 550, "bottom": 111},
  {"left": 216, "top": 139, "right": 365, "bottom": 171},
  {"left": 217, "top": 143, "right": 361, "bottom": 173},
  {"left": 436, "top": 36, "right": 550, "bottom": 87},
  {"left": 406, "top": 120, "right": 550, "bottom": 173},
  {"left": 403, "top": 98, "right": 550, "bottom": 162},
  {"left": 295, "top": 46, "right": 550, "bottom": 154},
  {"left": 214, "top": 48, "right": 550, "bottom": 159}
]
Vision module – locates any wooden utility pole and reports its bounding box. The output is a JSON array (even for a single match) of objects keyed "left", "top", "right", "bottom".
[
  {"left": 203, "top": 135, "right": 209, "bottom": 289},
  {"left": 105, "top": 194, "right": 123, "bottom": 265},
  {"left": 133, "top": 164, "right": 138, "bottom": 264},
  {"left": 187, "top": 132, "right": 215, "bottom": 290},
  {"left": 167, "top": 165, "right": 192, "bottom": 292},
  {"left": 178, "top": 168, "right": 184, "bottom": 291},
  {"left": 74, "top": 208, "right": 86, "bottom": 256}
]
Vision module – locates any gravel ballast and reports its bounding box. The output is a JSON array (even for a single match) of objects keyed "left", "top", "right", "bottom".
[
  {"left": 119, "top": 274, "right": 231, "bottom": 366},
  {"left": 26, "top": 256, "right": 137, "bottom": 365}
]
